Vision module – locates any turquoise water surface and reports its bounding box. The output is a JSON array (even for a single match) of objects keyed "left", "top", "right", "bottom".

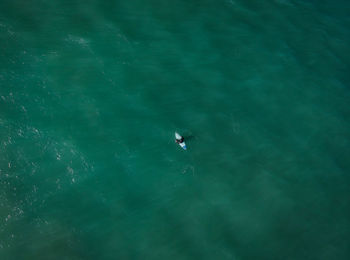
[{"left": 1, "top": 0, "right": 350, "bottom": 259}]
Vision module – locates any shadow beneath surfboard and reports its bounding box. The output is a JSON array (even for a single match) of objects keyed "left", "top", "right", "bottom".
[{"left": 183, "top": 135, "right": 195, "bottom": 142}]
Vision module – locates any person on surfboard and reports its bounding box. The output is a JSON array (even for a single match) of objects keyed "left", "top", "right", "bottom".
[
  {"left": 175, "top": 136, "right": 184, "bottom": 144},
  {"left": 175, "top": 132, "right": 184, "bottom": 144}
]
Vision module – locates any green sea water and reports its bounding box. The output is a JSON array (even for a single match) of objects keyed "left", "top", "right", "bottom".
[{"left": 1, "top": 0, "right": 350, "bottom": 259}]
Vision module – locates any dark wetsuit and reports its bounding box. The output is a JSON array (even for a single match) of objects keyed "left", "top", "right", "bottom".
[{"left": 175, "top": 137, "right": 184, "bottom": 144}]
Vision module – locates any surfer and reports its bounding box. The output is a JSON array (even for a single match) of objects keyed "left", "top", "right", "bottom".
[
  {"left": 175, "top": 132, "right": 187, "bottom": 150},
  {"left": 175, "top": 136, "right": 184, "bottom": 144}
]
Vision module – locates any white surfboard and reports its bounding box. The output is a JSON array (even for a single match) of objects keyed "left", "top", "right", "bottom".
[{"left": 175, "top": 132, "right": 187, "bottom": 150}]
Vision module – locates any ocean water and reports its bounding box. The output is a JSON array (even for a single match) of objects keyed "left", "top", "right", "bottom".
[{"left": 1, "top": 0, "right": 350, "bottom": 259}]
